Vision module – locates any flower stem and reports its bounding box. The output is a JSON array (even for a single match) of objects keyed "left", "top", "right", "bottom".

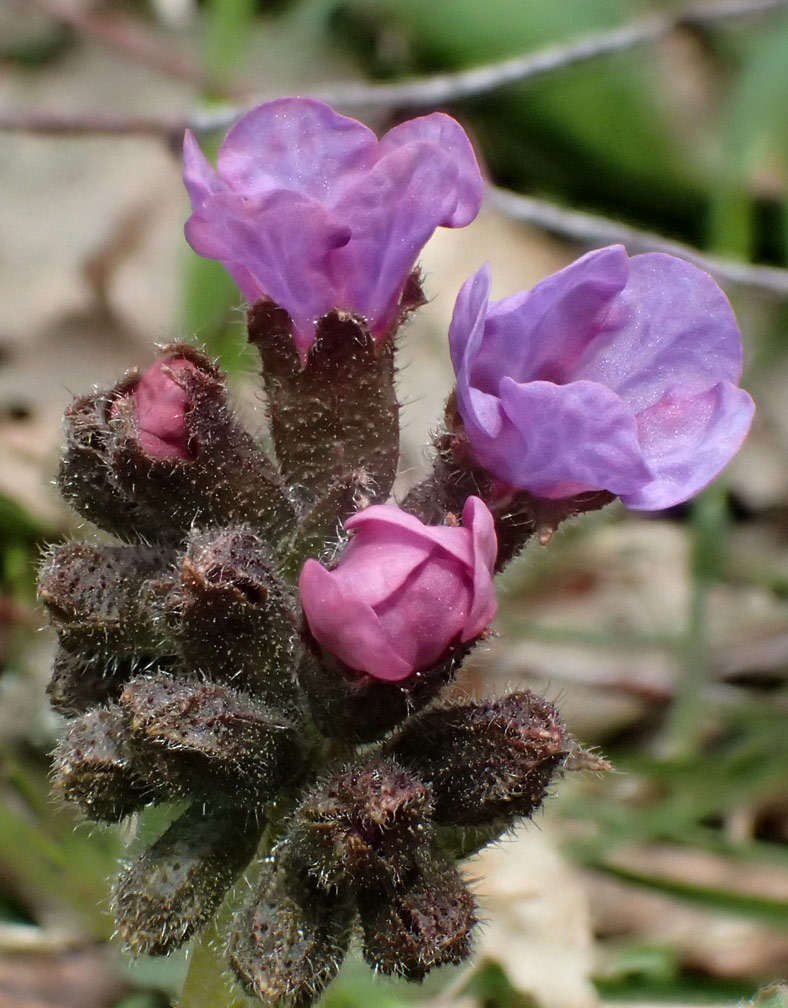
[{"left": 178, "top": 923, "right": 251, "bottom": 1008}]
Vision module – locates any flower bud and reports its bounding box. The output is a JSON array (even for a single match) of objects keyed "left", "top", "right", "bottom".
[
  {"left": 389, "top": 691, "right": 570, "bottom": 828},
  {"left": 228, "top": 861, "right": 354, "bottom": 1008},
  {"left": 284, "top": 757, "right": 432, "bottom": 891},
  {"left": 52, "top": 706, "right": 151, "bottom": 821},
  {"left": 46, "top": 646, "right": 132, "bottom": 716},
  {"left": 178, "top": 525, "right": 300, "bottom": 711},
  {"left": 38, "top": 542, "right": 179, "bottom": 657},
  {"left": 120, "top": 673, "right": 306, "bottom": 804},
  {"left": 115, "top": 804, "right": 262, "bottom": 956},
  {"left": 299, "top": 496, "right": 497, "bottom": 682},
  {"left": 77, "top": 345, "right": 295, "bottom": 547},
  {"left": 126, "top": 355, "right": 196, "bottom": 460},
  {"left": 359, "top": 858, "right": 476, "bottom": 980}
]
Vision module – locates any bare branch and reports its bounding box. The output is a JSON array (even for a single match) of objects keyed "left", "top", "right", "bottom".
[
  {"left": 2, "top": 0, "right": 787, "bottom": 138},
  {"left": 486, "top": 186, "right": 788, "bottom": 298}
]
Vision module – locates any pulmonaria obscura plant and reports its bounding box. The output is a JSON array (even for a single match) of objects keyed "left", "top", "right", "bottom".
[{"left": 39, "top": 97, "right": 754, "bottom": 1007}]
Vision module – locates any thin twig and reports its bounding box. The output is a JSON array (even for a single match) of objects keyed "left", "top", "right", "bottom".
[
  {"left": 486, "top": 186, "right": 788, "bottom": 297},
  {"left": 1, "top": 0, "right": 786, "bottom": 138},
  {"left": 24, "top": 0, "right": 215, "bottom": 92}
]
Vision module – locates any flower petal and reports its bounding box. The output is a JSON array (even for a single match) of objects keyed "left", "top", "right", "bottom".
[
  {"left": 574, "top": 253, "right": 745, "bottom": 412},
  {"left": 492, "top": 378, "right": 654, "bottom": 499},
  {"left": 470, "top": 246, "right": 629, "bottom": 392},
  {"left": 622, "top": 381, "right": 755, "bottom": 509},
  {"left": 183, "top": 130, "right": 224, "bottom": 208},
  {"left": 216, "top": 97, "right": 377, "bottom": 200},
  {"left": 450, "top": 264, "right": 504, "bottom": 441},
  {"left": 184, "top": 189, "right": 351, "bottom": 361},
  {"left": 379, "top": 112, "right": 485, "bottom": 226},
  {"left": 299, "top": 559, "right": 413, "bottom": 681},
  {"left": 462, "top": 496, "right": 498, "bottom": 638},
  {"left": 332, "top": 142, "right": 463, "bottom": 334}
]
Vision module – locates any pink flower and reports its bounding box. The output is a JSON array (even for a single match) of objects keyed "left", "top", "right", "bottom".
[
  {"left": 450, "top": 246, "right": 755, "bottom": 510},
  {"left": 183, "top": 98, "right": 484, "bottom": 364},
  {"left": 299, "top": 498, "right": 497, "bottom": 682},
  {"left": 128, "top": 356, "right": 196, "bottom": 461}
]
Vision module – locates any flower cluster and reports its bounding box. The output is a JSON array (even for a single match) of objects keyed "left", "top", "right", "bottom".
[{"left": 40, "top": 97, "right": 753, "bottom": 1008}]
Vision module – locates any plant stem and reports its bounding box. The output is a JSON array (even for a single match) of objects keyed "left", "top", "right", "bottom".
[{"left": 178, "top": 923, "right": 251, "bottom": 1008}]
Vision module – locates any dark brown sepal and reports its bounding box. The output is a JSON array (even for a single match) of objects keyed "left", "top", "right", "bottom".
[
  {"left": 228, "top": 860, "right": 354, "bottom": 1008},
  {"left": 389, "top": 691, "right": 571, "bottom": 828},
  {"left": 297, "top": 639, "right": 472, "bottom": 744},
  {"left": 178, "top": 525, "right": 301, "bottom": 713},
  {"left": 39, "top": 541, "right": 179, "bottom": 657},
  {"left": 359, "top": 856, "right": 476, "bottom": 981},
  {"left": 46, "top": 645, "right": 169, "bottom": 716},
  {"left": 58, "top": 389, "right": 173, "bottom": 542},
  {"left": 248, "top": 303, "right": 399, "bottom": 512},
  {"left": 284, "top": 757, "right": 432, "bottom": 892},
  {"left": 114, "top": 804, "right": 263, "bottom": 957},
  {"left": 52, "top": 706, "right": 152, "bottom": 821},
  {"left": 120, "top": 673, "right": 307, "bottom": 805},
  {"left": 107, "top": 344, "right": 296, "bottom": 549}
]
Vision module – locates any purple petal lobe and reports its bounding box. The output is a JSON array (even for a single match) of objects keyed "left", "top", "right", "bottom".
[
  {"left": 182, "top": 98, "right": 483, "bottom": 354},
  {"left": 184, "top": 190, "right": 351, "bottom": 361},
  {"left": 622, "top": 381, "right": 755, "bottom": 510},
  {"left": 379, "top": 112, "right": 485, "bottom": 227},
  {"left": 450, "top": 245, "right": 754, "bottom": 510}
]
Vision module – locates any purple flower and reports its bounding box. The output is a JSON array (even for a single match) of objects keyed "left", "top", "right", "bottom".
[
  {"left": 299, "top": 497, "right": 497, "bottom": 683},
  {"left": 450, "top": 246, "right": 755, "bottom": 511},
  {"left": 122, "top": 356, "right": 196, "bottom": 461},
  {"left": 183, "top": 98, "right": 484, "bottom": 364}
]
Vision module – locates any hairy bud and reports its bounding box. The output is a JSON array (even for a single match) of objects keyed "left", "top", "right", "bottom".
[
  {"left": 46, "top": 646, "right": 147, "bottom": 716},
  {"left": 120, "top": 673, "right": 306, "bottom": 804},
  {"left": 229, "top": 861, "right": 354, "bottom": 1008},
  {"left": 178, "top": 526, "right": 299, "bottom": 710},
  {"left": 389, "top": 691, "right": 570, "bottom": 827},
  {"left": 115, "top": 804, "right": 263, "bottom": 956},
  {"left": 52, "top": 706, "right": 151, "bottom": 821},
  {"left": 359, "top": 858, "right": 476, "bottom": 980},
  {"left": 39, "top": 542, "right": 179, "bottom": 657},
  {"left": 285, "top": 758, "right": 432, "bottom": 891}
]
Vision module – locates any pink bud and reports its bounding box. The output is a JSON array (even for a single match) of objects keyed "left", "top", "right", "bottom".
[
  {"left": 299, "top": 497, "right": 497, "bottom": 682},
  {"left": 131, "top": 356, "right": 196, "bottom": 461}
]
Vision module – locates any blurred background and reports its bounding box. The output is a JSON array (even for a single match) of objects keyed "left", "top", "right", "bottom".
[{"left": 1, "top": 0, "right": 788, "bottom": 1006}]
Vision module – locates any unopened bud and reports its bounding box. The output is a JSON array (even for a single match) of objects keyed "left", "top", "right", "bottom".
[
  {"left": 52, "top": 706, "right": 151, "bottom": 821},
  {"left": 115, "top": 804, "right": 262, "bottom": 956},
  {"left": 285, "top": 757, "right": 432, "bottom": 891},
  {"left": 229, "top": 861, "right": 353, "bottom": 1008},
  {"left": 120, "top": 673, "right": 306, "bottom": 804},
  {"left": 39, "top": 542, "right": 179, "bottom": 657},
  {"left": 389, "top": 691, "right": 570, "bottom": 828},
  {"left": 179, "top": 526, "right": 299, "bottom": 711},
  {"left": 108, "top": 344, "right": 295, "bottom": 549},
  {"left": 359, "top": 858, "right": 476, "bottom": 980}
]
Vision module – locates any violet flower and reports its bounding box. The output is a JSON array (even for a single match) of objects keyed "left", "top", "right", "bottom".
[
  {"left": 299, "top": 497, "right": 497, "bottom": 682},
  {"left": 126, "top": 356, "right": 196, "bottom": 461},
  {"left": 450, "top": 246, "right": 755, "bottom": 510},
  {"left": 183, "top": 98, "right": 484, "bottom": 364}
]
